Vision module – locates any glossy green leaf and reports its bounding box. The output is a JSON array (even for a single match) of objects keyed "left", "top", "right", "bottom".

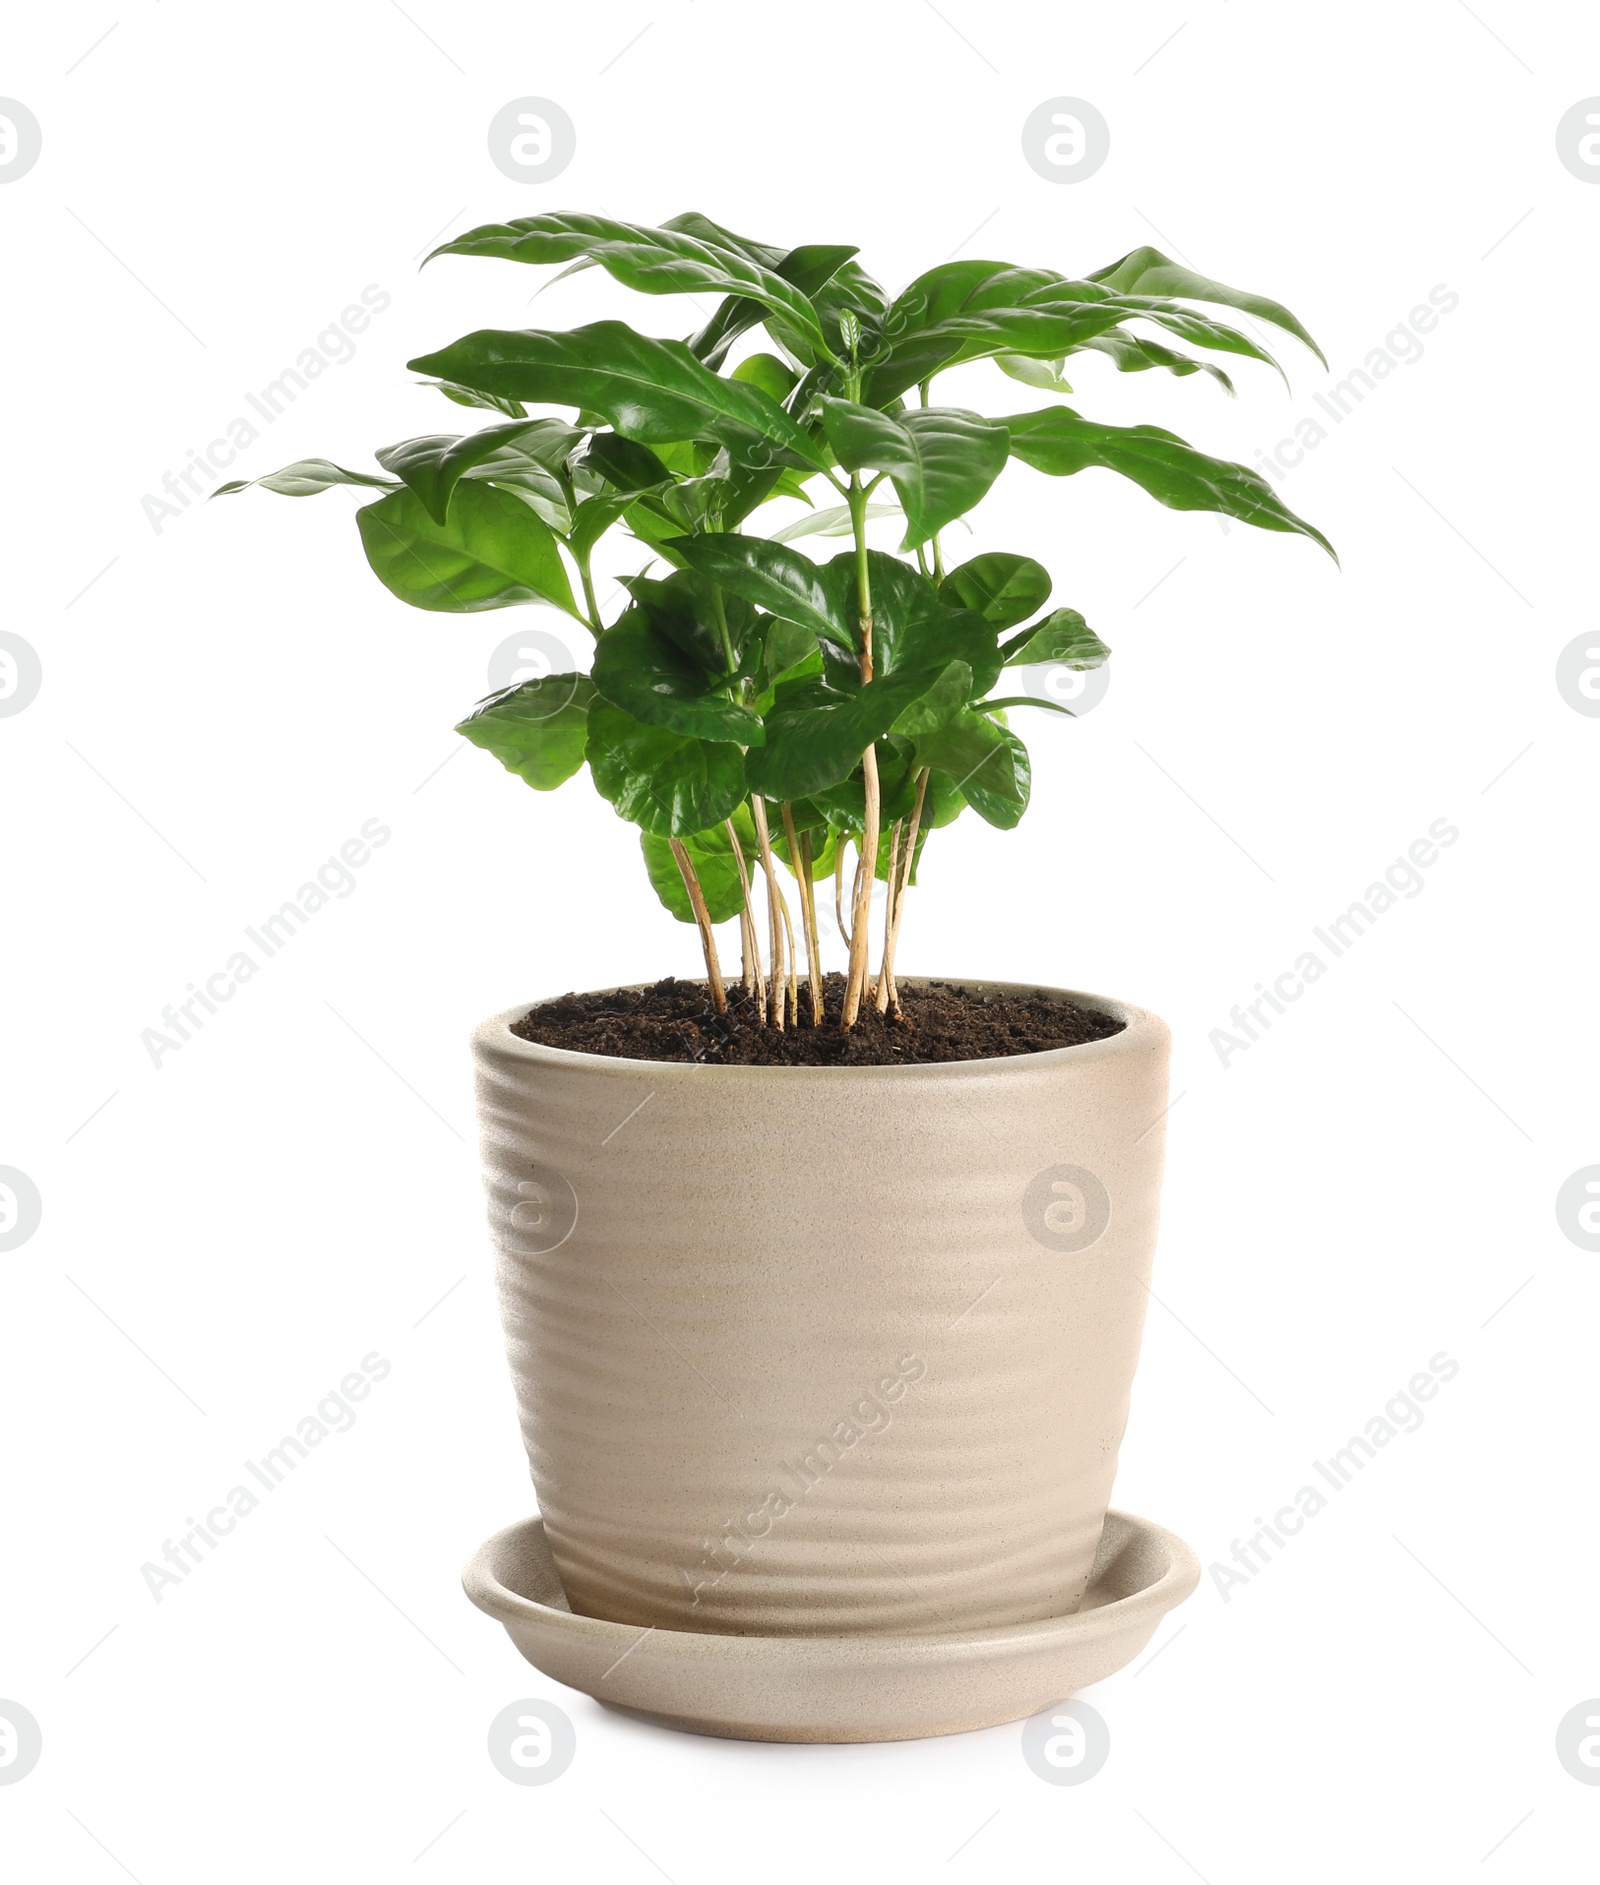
[
  {"left": 591, "top": 609, "right": 762, "bottom": 744},
  {"left": 1088, "top": 245, "right": 1326, "bottom": 367},
  {"left": 564, "top": 492, "right": 632, "bottom": 564},
  {"left": 866, "top": 264, "right": 1281, "bottom": 404},
  {"left": 356, "top": 483, "right": 579, "bottom": 614},
  {"left": 586, "top": 699, "right": 748, "bottom": 837},
  {"left": 424, "top": 380, "right": 528, "bottom": 418},
  {"left": 818, "top": 400, "right": 1008, "bottom": 549},
  {"left": 808, "top": 745, "right": 921, "bottom": 834},
  {"left": 995, "top": 354, "right": 1073, "bottom": 394},
  {"left": 579, "top": 432, "right": 676, "bottom": 494},
  {"left": 745, "top": 666, "right": 959, "bottom": 800},
  {"left": 1000, "top": 607, "right": 1109, "bottom": 668},
  {"left": 667, "top": 533, "right": 845, "bottom": 647},
  {"left": 640, "top": 822, "right": 748, "bottom": 924},
  {"left": 730, "top": 352, "right": 799, "bottom": 403},
  {"left": 407, "top": 322, "right": 829, "bottom": 472},
  {"left": 770, "top": 501, "right": 898, "bottom": 543},
  {"left": 820, "top": 550, "right": 1004, "bottom": 695},
  {"left": 889, "top": 659, "right": 971, "bottom": 739},
  {"left": 1073, "top": 329, "right": 1235, "bottom": 394},
  {"left": 939, "top": 552, "right": 1051, "bottom": 630},
  {"left": 1006, "top": 407, "right": 1336, "bottom": 557},
  {"left": 376, "top": 419, "right": 578, "bottom": 525},
  {"left": 428, "top": 212, "right": 836, "bottom": 358},
  {"left": 690, "top": 246, "right": 858, "bottom": 368},
  {"left": 455, "top": 675, "right": 595, "bottom": 789},
  {"left": 213, "top": 459, "right": 398, "bottom": 498},
  {"left": 916, "top": 710, "right": 1031, "bottom": 828},
  {"left": 618, "top": 568, "right": 753, "bottom": 674}
]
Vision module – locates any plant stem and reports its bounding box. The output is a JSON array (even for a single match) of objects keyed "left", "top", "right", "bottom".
[
  {"left": 834, "top": 842, "right": 852, "bottom": 951},
  {"left": 778, "top": 895, "right": 799, "bottom": 1028},
  {"left": 709, "top": 585, "right": 737, "bottom": 676},
  {"left": 842, "top": 473, "right": 880, "bottom": 1028},
  {"left": 577, "top": 553, "right": 602, "bottom": 637},
  {"left": 874, "top": 821, "right": 902, "bottom": 1014},
  {"left": 748, "top": 796, "right": 789, "bottom": 1031},
  {"left": 668, "top": 839, "right": 727, "bottom": 1012},
  {"left": 726, "top": 818, "right": 765, "bottom": 1012},
  {"left": 785, "top": 808, "right": 825, "bottom": 1027},
  {"left": 877, "top": 768, "right": 928, "bottom": 1019}
]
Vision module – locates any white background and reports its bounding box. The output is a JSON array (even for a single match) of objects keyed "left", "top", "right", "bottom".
[{"left": 3, "top": 3, "right": 1597, "bottom": 1878}]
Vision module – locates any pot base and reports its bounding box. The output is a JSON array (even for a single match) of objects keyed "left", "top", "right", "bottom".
[{"left": 463, "top": 1509, "right": 1199, "bottom": 1744}]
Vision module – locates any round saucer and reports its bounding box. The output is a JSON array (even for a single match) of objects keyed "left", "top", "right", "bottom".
[{"left": 463, "top": 1508, "right": 1199, "bottom": 1744}]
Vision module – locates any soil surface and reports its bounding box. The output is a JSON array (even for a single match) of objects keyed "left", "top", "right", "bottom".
[{"left": 511, "top": 974, "right": 1125, "bottom": 1067}]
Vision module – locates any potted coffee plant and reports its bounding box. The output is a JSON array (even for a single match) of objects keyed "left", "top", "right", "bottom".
[{"left": 226, "top": 212, "right": 1332, "bottom": 1742}]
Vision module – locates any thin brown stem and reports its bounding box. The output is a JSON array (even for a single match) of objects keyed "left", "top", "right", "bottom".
[
  {"left": 785, "top": 808, "right": 825, "bottom": 1027},
  {"left": 874, "top": 822, "right": 902, "bottom": 1014},
  {"left": 843, "top": 750, "right": 880, "bottom": 1027},
  {"left": 668, "top": 839, "right": 727, "bottom": 1013},
  {"left": 834, "top": 841, "right": 852, "bottom": 952},
  {"left": 748, "top": 796, "right": 789, "bottom": 1031},
  {"left": 877, "top": 767, "right": 929, "bottom": 1021},
  {"left": 725, "top": 818, "right": 766, "bottom": 1015},
  {"left": 778, "top": 895, "right": 799, "bottom": 1028}
]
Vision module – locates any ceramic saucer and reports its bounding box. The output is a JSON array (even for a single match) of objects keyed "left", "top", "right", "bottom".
[{"left": 463, "top": 1508, "right": 1199, "bottom": 1744}]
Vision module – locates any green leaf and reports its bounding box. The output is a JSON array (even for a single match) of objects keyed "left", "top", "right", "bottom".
[
  {"left": 1072, "top": 329, "right": 1235, "bottom": 394},
  {"left": 213, "top": 459, "right": 398, "bottom": 498},
  {"left": 565, "top": 492, "right": 633, "bottom": 564},
  {"left": 819, "top": 400, "right": 1009, "bottom": 549},
  {"left": 407, "top": 322, "right": 829, "bottom": 472},
  {"left": 730, "top": 351, "right": 799, "bottom": 403},
  {"left": 889, "top": 659, "right": 971, "bottom": 739},
  {"left": 939, "top": 552, "right": 1051, "bottom": 630},
  {"left": 995, "top": 354, "right": 1073, "bottom": 394},
  {"left": 667, "top": 533, "right": 845, "bottom": 647},
  {"left": 1088, "top": 245, "right": 1327, "bottom": 367},
  {"left": 745, "top": 667, "right": 956, "bottom": 800},
  {"left": 1000, "top": 607, "right": 1109, "bottom": 668},
  {"left": 640, "top": 822, "right": 748, "bottom": 924},
  {"left": 579, "top": 432, "right": 676, "bottom": 493},
  {"left": 455, "top": 675, "right": 595, "bottom": 789},
  {"left": 428, "top": 213, "right": 836, "bottom": 359},
  {"left": 356, "top": 483, "right": 579, "bottom": 614},
  {"left": 808, "top": 745, "right": 921, "bottom": 834},
  {"left": 689, "top": 245, "right": 860, "bottom": 368},
  {"left": 423, "top": 380, "right": 528, "bottom": 419},
  {"left": 821, "top": 551, "right": 1005, "bottom": 695},
  {"left": 618, "top": 568, "right": 751, "bottom": 674},
  {"left": 660, "top": 211, "right": 786, "bottom": 267},
  {"left": 916, "top": 710, "right": 1031, "bottom": 828},
  {"left": 770, "top": 501, "right": 898, "bottom": 543},
  {"left": 586, "top": 700, "right": 748, "bottom": 837},
  {"left": 865, "top": 264, "right": 1283, "bottom": 403},
  {"left": 1005, "top": 407, "right": 1336, "bottom": 558},
  {"left": 376, "top": 419, "right": 578, "bottom": 525},
  {"left": 591, "top": 609, "right": 762, "bottom": 744}
]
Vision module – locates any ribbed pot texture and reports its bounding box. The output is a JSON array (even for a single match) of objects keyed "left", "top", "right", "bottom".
[{"left": 473, "top": 981, "right": 1170, "bottom": 1638}]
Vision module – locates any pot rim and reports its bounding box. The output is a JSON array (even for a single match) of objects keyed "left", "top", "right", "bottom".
[{"left": 473, "top": 975, "right": 1166, "bottom": 1082}]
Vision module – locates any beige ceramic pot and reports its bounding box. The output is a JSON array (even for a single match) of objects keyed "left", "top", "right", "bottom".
[{"left": 472, "top": 979, "right": 1170, "bottom": 1640}]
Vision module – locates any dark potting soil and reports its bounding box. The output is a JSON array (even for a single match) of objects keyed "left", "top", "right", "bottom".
[{"left": 511, "top": 974, "right": 1125, "bottom": 1067}]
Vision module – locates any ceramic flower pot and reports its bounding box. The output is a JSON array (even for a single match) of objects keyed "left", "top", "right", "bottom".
[{"left": 472, "top": 980, "right": 1170, "bottom": 1638}]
